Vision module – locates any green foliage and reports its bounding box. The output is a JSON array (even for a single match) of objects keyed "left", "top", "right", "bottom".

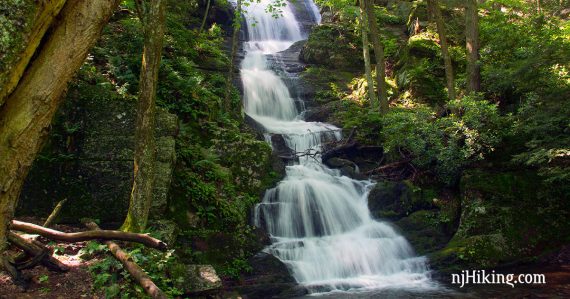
[
  {"left": 84, "top": 241, "right": 183, "bottom": 298},
  {"left": 338, "top": 95, "right": 506, "bottom": 184},
  {"left": 219, "top": 257, "right": 253, "bottom": 279},
  {"left": 383, "top": 95, "right": 506, "bottom": 184},
  {"left": 511, "top": 93, "right": 570, "bottom": 192},
  {"left": 479, "top": 4, "right": 570, "bottom": 103}
]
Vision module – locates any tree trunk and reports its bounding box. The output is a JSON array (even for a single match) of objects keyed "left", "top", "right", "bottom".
[
  {"left": 359, "top": 0, "right": 375, "bottom": 105},
  {"left": 365, "top": 0, "right": 388, "bottom": 114},
  {"left": 122, "top": 0, "right": 166, "bottom": 233},
  {"left": 465, "top": 0, "right": 481, "bottom": 93},
  {"left": 0, "top": 0, "right": 67, "bottom": 105},
  {"left": 0, "top": 0, "right": 121, "bottom": 257},
  {"left": 199, "top": 0, "right": 212, "bottom": 33},
  {"left": 429, "top": 0, "right": 456, "bottom": 100},
  {"left": 225, "top": 0, "right": 242, "bottom": 116}
]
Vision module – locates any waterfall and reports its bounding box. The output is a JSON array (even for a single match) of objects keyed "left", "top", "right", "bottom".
[{"left": 240, "top": 0, "right": 433, "bottom": 294}]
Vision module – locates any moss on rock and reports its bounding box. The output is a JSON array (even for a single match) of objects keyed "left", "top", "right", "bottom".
[
  {"left": 300, "top": 24, "right": 362, "bottom": 69},
  {"left": 429, "top": 169, "right": 570, "bottom": 273},
  {"left": 367, "top": 180, "right": 436, "bottom": 220}
]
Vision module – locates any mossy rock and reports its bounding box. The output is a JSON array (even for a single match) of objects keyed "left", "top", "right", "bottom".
[
  {"left": 394, "top": 210, "right": 451, "bottom": 255},
  {"left": 408, "top": 35, "right": 441, "bottom": 58},
  {"left": 367, "top": 180, "right": 436, "bottom": 220},
  {"left": 429, "top": 234, "right": 513, "bottom": 273},
  {"left": 430, "top": 169, "right": 569, "bottom": 272},
  {"left": 300, "top": 24, "right": 362, "bottom": 69}
]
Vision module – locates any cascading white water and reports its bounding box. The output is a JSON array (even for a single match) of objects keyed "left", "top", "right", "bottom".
[{"left": 240, "top": 0, "right": 433, "bottom": 294}]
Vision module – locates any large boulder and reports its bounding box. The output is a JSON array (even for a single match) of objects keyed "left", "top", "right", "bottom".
[
  {"left": 18, "top": 96, "right": 178, "bottom": 223},
  {"left": 429, "top": 170, "right": 569, "bottom": 273},
  {"left": 394, "top": 210, "right": 450, "bottom": 255},
  {"left": 171, "top": 264, "right": 222, "bottom": 295},
  {"left": 324, "top": 157, "right": 365, "bottom": 180},
  {"left": 225, "top": 252, "right": 305, "bottom": 299},
  {"left": 299, "top": 24, "right": 362, "bottom": 69},
  {"left": 367, "top": 180, "right": 435, "bottom": 220}
]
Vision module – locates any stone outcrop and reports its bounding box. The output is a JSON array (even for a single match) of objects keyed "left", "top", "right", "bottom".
[
  {"left": 171, "top": 264, "right": 223, "bottom": 294},
  {"left": 17, "top": 96, "right": 178, "bottom": 223}
]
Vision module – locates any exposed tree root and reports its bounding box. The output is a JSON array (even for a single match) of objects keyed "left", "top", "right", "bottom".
[
  {"left": 85, "top": 222, "right": 167, "bottom": 299},
  {"left": 10, "top": 220, "right": 167, "bottom": 251}
]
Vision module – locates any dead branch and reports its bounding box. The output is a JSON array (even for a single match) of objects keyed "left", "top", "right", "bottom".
[
  {"left": 10, "top": 220, "right": 167, "bottom": 251},
  {"left": 85, "top": 222, "right": 167, "bottom": 299},
  {"left": 364, "top": 158, "right": 413, "bottom": 175},
  {"left": 321, "top": 141, "right": 358, "bottom": 163},
  {"left": 344, "top": 127, "right": 357, "bottom": 145},
  {"left": 13, "top": 198, "right": 68, "bottom": 268},
  {"left": 7, "top": 232, "right": 69, "bottom": 272},
  {"left": 43, "top": 198, "right": 67, "bottom": 228}
]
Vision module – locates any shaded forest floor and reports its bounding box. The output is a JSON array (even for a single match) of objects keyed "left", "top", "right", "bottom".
[{"left": 0, "top": 218, "right": 100, "bottom": 299}]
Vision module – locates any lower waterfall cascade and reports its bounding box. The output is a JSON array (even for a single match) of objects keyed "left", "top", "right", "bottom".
[{"left": 240, "top": 0, "right": 435, "bottom": 294}]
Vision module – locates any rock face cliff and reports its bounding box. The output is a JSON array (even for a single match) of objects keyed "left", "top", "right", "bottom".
[{"left": 17, "top": 96, "right": 178, "bottom": 224}]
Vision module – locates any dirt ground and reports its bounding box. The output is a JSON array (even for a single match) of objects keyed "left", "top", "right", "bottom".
[{"left": 0, "top": 218, "right": 101, "bottom": 299}]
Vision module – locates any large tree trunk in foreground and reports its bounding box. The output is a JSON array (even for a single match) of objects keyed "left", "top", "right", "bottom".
[
  {"left": 122, "top": 0, "right": 166, "bottom": 233},
  {"left": 428, "top": 0, "right": 456, "bottom": 100},
  {"left": 0, "top": 0, "right": 121, "bottom": 257},
  {"left": 365, "top": 0, "right": 388, "bottom": 114},
  {"left": 0, "top": 0, "right": 67, "bottom": 104},
  {"left": 359, "top": 0, "right": 375, "bottom": 105},
  {"left": 465, "top": 0, "right": 481, "bottom": 93}
]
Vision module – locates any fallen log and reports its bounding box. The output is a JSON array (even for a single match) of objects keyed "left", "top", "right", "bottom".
[
  {"left": 85, "top": 222, "right": 167, "bottom": 299},
  {"left": 321, "top": 141, "right": 358, "bottom": 163},
  {"left": 364, "top": 158, "right": 413, "bottom": 175},
  {"left": 10, "top": 220, "right": 167, "bottom": 251},
  {"left": 43, "top": 198, "right": 67, "bottom": 228},
  {"left": 7, "top": 232, "right": 69, "bottom": 272}
]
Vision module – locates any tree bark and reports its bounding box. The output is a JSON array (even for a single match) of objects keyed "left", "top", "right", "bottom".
[
  {"left": 85, "top": 222, "right": 167, "bottom": 299},
  {"left": 428, "top": 0, "right": 456, "bottom": 100},
  {"left": 122, "top": 0, "right": 166, "bottom": 233},
  {"left": 8, "top": 232, "right": 69, "bottom": 272},
  {"left": 11, "top": 220, "right": 167, "bottom": 250},
  {"left": 359, "top": 0, "right": 375, "bottom": 105},
  {"left": 365, "top": 0, "right": 388, "bottom": 113},
  {"left": 0, "top": 0, "right": 121, "bottom": 257},
  {"left": 0, "top": 0, "right": 67, "bottom": 105},
  {"left": 200, "top": 0, "right": 212, "bottom": 33},
  {"left": 225, "top": 0, "right": 243, "bottom": 116},
  {"left": 43, "top": 199, "right": 67, "bottom": 228},
  {"left": 465, "top": 0, "right": 481, "bottom": 93}
]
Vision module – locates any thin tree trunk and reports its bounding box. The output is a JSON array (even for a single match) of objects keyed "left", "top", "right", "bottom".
[
  {"left": 359, "top": 0, "right": 375, "bottom": 105},
  {"left": 122, "top": 0, "right": 166, "bottom": 233},
  {"left": 0, "top": 0, "right": 121, "bottom": 257},
  {"left": 365, "top": 0, "right": 388, "bottom": 114},
  {"left": 465, "top": 0, "right": 481, "bottom": 93},
  {"left": 199, "top": 0, "right": 212, "bottom": 33},
  {"left": 429, "top": 0, "right": 456, "bottom": 100},
  {"left": 225, "top": 0, "right": 242, "bottom": 116}
]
